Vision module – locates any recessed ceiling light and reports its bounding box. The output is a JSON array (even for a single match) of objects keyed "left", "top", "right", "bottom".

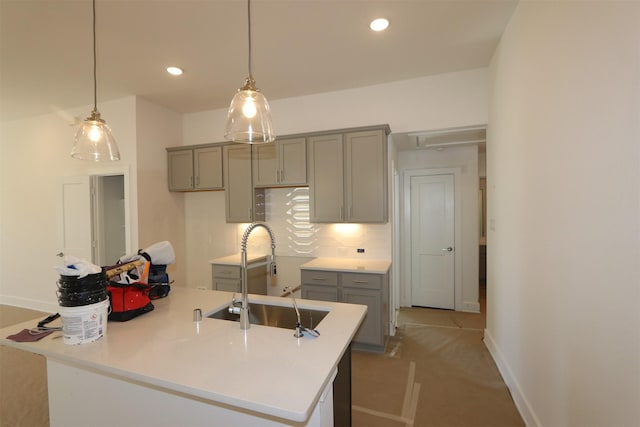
[
  {"left": 369, "top": 18, "right": 389, "bottom": 32},
  {"left": 166, "top": 66, "right": 183, "bottom": 76}
]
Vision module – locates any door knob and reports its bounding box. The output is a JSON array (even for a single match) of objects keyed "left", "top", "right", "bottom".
[{"left": 442, "top": 247, "right": 454, "bottom": 252}]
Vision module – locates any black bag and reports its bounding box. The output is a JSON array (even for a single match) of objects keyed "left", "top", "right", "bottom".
[{"left": 147, "top": 264, "right": 171, "bottom": 299}]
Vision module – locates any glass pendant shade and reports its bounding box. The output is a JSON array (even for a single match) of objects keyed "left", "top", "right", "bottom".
[
  {"left": 71, "top": 110, "right": 120, "bottom": 161},
  {"left": 71, "top": 0, "right": 120, "bottom": 161},
  {"left": 225, "top": 76, "right": 275, "bottom": 144}
]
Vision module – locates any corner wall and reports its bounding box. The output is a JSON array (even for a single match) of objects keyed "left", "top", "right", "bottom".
[
  {"left": 0, "top": 97, "right": 138, "bottom": 311},
  {"left": 486, "top": 2, "right": 640, "bottom": 425},
  {"left": 135, "top": 98, "right": 186, "bottom": 286}
]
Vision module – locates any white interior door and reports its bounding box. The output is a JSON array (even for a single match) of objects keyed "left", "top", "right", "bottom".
[
  {"left": 410, "top": 174, "right": 455, "bottom": 309},
  {"left": 58, "top": 176, "right": 92, "bottom": 261}
]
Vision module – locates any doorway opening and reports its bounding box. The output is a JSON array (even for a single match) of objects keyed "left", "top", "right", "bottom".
[
  {"left": 91, "top": 174, "right": 126, "bottom": 266},
  {"left": 402, "top": 167, "right": 463, "bottom": 310}
]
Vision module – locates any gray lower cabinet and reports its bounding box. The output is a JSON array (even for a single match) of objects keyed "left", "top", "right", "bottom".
[
  {"left": 212, "top": 264, "right": 267, "bottom": 295},
  {"left": 167, "top": 145, "right": 223, "bottom": 191},
  {"left": 301, "top": 269, "right": 388, "bottom": 351}
]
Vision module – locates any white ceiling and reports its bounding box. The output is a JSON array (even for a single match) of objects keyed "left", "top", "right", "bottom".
[{"left": 0, "top": 0, "right": 518, "bottom": 123}]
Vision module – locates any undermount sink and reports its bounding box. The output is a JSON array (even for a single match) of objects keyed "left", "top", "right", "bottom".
[{"left": 208, "top": 302, "right": 329, "bottom": 330}]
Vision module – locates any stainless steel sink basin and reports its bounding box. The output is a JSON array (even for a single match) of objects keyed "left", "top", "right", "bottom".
[{"left": 208, "top": 302, "right": 329, "bottom": 330}]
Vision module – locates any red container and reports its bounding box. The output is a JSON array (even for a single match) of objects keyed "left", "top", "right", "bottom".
[{"left": 107, "top": 282, "right": 154, "bottom": 322}]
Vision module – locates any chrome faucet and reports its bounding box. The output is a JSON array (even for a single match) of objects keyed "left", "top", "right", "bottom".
[
  {"left": 283, "top": 286, "right": 304, "bottom": 338},
  {"left": 237, "top": 222, "right": 276, "bottom": 330}
]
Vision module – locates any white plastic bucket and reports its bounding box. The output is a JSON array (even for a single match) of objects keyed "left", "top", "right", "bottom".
[{"left": 59, "top": 299, "right": 109, "bottom": 345}]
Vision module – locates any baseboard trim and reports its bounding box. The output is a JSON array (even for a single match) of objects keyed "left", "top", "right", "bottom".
[
  {"left": 461, "top": 300, "right": 480, "bottom": 313},
  {"left": 483, "top": 328, "right": 540, "bottom": 427},
  {"left": 0, "top": 295, "right": 58, "bottom": 314}
]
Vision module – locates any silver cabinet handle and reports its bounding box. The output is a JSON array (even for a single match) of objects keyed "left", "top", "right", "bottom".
[
  {"left": 312, "top": 277, "right": 327, "bottom": 281},
  {"left": 442, "top": 247, "right": 454, "bottom": 252},
  {"left": 352, "top": 280, "right": 369, "bottom": 284}
]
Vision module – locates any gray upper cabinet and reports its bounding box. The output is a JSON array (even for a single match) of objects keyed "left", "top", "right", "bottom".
[
  {"left": 308, "top": 127, "right": 388, "bottom": 223},
  {"left": 308, "top": 134, "right": 344, "bottom": 222},
  {"left": 223, "top": 144, "right": 265, "bottom": 223},
  {"left": 344, "top": 129, "right": 388, "bottom": 222},
  {"left": 167, "top": 149, "right": 193, "bottom": 191},
  {"left": 252, "top": 137, "right": 307, "bottom": 187},
  {"left": 167, "top": 145, "right": 223, "bottom": 191}
]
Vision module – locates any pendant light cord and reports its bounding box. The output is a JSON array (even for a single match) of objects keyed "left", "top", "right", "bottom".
[
  {"left": 247, "top": 0, "right": 252, "bottom": 80},
  {"left": 92, "top": 0, "right": 98, "bottom": 112}
]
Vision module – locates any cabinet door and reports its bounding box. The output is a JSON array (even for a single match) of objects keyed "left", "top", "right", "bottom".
[
  {"left": 302, "top": 284, "right": 339, "bottom": 302},
  {"left": 308, "top": 134, "right": 343, "bottom": 222},
  {"left": 167, "top": 149, "right": 194, "bottom": 191},
  {"left": 279, "top": 138, "right": 307, "bottom": 185},
  {"left": 215, "top": 278, "right": 240, "bottom": 293},
  {"left": 194, "top": 146, "right": 223, "bottom": 190},
  {"left": 247, "top": 265, "right": 267, "bottom": 295},
  {"left": 252, "top": 143, "right": 278, "bottom": 187},
  {"left": 344, "top": 129, "right": 387, "bottom": 222},
  {"left": 341, "top": 287, "right": 383, "bottom": 347},
  {"left": 224, "top": 145, "right": 255, "bottom": 222}
]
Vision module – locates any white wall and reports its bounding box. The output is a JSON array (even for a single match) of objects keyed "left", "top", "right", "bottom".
[
  {"left": 397, "top": 145, "right": 479, "bottom": 312},
  {"left": 0, "top": 97, "right": 138, "bottom": 311},
  {"left": 135, "top": 98, "right": 186, "bottom": 286},
  {"left": 486, "top": 2, "right": 640, "bottom": 426},
  {"left": 181, "top": 69, "right": 489, "bottom": 291}
]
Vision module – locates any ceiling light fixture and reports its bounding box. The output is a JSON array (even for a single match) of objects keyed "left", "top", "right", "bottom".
[
  {"left": 224, "top": 0, "right": 275, "bottom": 144},
  {"left": 370, "top": 18, "right": 389, "bottom": 32},
  {"left": 71, "top": 0, "right": 120, "bottom": 161},
  {"left": 166, "top": 66, "right": 183, "bottom": 76}
]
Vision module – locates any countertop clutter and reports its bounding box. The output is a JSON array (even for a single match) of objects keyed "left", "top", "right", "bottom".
[{"left": 0, "top": 287, "right": 366, "bottom": 425}]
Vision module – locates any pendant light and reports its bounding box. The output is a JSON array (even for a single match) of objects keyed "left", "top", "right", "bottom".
[
  {"left": 224, "top": 0, "right": 275, "bottom": 144},
  {"left": 71, "top": 0, "right": 120, "bottom": 161}
]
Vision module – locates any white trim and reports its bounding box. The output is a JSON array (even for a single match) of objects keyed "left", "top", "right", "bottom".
[
  {"left": 484, "top": 328, "right": 540, "bottom": 427},
  {"left": 0, "top": 295, "right": 59, "bottom": 314},
  {"left": 401, "top": 167, "right": 462, "bottom": 310},
  {"left": 462, "top": 300, "right": 480, "bottom": 313},
  {"left": 88, "top": 166, "right": 133, "bottom": 256}
]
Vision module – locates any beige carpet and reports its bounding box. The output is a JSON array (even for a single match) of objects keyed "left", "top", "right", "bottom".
[
  {"left": 0, "top": 305, "right": 50, "bottom": 427},
  {"left": 351, "top": 305, "right": 524, "bottom": 427}
]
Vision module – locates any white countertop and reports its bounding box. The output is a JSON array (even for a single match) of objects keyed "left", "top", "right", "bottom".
[
  {"left": 300, "top": 257, "right": 391, "bottom": 274},
  {"left": 0, "top": 287, "right": 366, "bottom": 423},
  {"left": 209, "top": 253, "right": 268, "bottom": 265}
]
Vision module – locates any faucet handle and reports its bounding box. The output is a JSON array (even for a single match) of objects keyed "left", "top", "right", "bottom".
[{"left": 228, "top": 293, "right": 241, "bottom": 314}]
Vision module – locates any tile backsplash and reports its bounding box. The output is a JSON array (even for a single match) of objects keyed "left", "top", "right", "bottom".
[{"left": 239, "top": 187, "right": 391, "bottom": 260}]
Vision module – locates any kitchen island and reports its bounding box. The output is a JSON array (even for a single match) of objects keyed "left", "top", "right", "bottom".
[{"left": 0, "top": 287, "right": 366, "bottom": 426}]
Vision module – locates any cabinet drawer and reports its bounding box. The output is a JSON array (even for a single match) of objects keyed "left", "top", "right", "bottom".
[
  {"left": 301, "top": 270, "right": 338, "bottom": 286},
  {"left": 342, "top": 273, "right": 382, "bottom": 290},
  {"left": 302, "top": 284, "right": 339, "bottom": 302},
  {"left": 215, "top": 278, "right": 240, "bottom": 293},
  {"left": 212, "top": 265, "right": 241, "bottom": 279}
]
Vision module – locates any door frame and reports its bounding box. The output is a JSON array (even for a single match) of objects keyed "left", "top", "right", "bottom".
[
  {"left": 88, "top": 166, "right": 133, "bottom": 262},
  {"left": 401, "top": 167, "right": 463, "bottom": 309}
]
